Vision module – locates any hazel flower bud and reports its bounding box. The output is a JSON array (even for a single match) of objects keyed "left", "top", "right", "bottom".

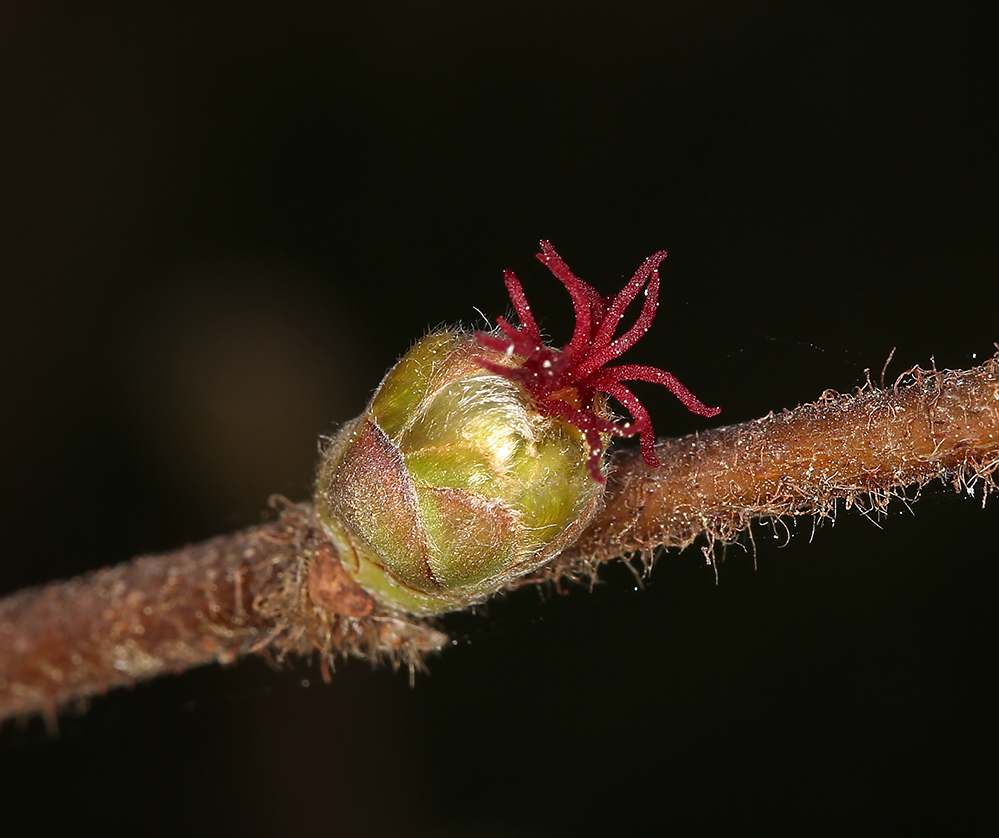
[
  {"left": 315, "top": 242, "right": 720, "bottom": 615},
  {"left": 316, "top": 330, "right": 605, "bottom": 615}
]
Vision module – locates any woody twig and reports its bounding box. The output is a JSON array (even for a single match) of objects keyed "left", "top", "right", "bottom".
[{"left": 2, "top": 355, "right": 997, "bottom": 727}]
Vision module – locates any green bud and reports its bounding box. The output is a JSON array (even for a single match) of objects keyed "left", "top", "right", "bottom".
[
  {"left": 315, "top": 242, "right": 720, "bottom": 616},
  {"left": 316, "top": 331, "right": 605, "bottom": 615}
]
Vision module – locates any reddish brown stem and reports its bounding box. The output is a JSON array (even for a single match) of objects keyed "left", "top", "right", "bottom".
[
  {"left": 2, "top": 358, "right": 998, "bottom": 726},
  {"left": 0, "top": 502, "right": 446, "bottom": 728},
  {"left": 551, "top": 357, "right": 999, "bottom": 576}
]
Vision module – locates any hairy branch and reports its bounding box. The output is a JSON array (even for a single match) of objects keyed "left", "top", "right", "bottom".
[
  {"left": 2, "top": 357, "right": 998, "bottom": 726},
  {"left": 0, "top": 504, "right": 446, "bottom": 729},
  {"left": 548, "top": 356, "right": 999, "bottom": 576}
]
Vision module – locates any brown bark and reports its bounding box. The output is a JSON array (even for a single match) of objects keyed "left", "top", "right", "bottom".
[
  {"left": 2, "top": 357, "right": 998, "bottom": 726},
  {"left": 550, "top": 357, "right": 999, "bottom": 577},
  {"left": 0, "top": 501, "right": 445, "bottom": 728}
]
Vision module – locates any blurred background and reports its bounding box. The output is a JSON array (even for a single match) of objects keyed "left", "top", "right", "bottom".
[{"left": 1, "top": 2, "right": 997, "bottom": 834}]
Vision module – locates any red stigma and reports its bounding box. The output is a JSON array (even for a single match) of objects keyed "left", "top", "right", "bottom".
[{"left": 476, "top": 241, "right": 720, "bottom": 482}]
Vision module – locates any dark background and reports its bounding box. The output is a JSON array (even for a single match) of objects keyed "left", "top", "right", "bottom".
[{"left": 1, "top": 2, "right": 997, "bottom": 835}]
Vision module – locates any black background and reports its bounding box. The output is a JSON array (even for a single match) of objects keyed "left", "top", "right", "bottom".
[{"left": 1, "top": 3, "right": 997, "bottom": 835}]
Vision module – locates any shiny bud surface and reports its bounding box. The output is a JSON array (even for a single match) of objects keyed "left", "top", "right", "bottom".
[{"left": 316, "top": 330, "right": 606, "bottom": 614}]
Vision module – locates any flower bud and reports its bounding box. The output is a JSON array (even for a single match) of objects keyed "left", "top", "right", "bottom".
[
  {"left": 315, "top": 242, "right": 719, "bottom": 615},
  {"left": 316, "top": 330, "right": 605, "bottom": 614}
]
